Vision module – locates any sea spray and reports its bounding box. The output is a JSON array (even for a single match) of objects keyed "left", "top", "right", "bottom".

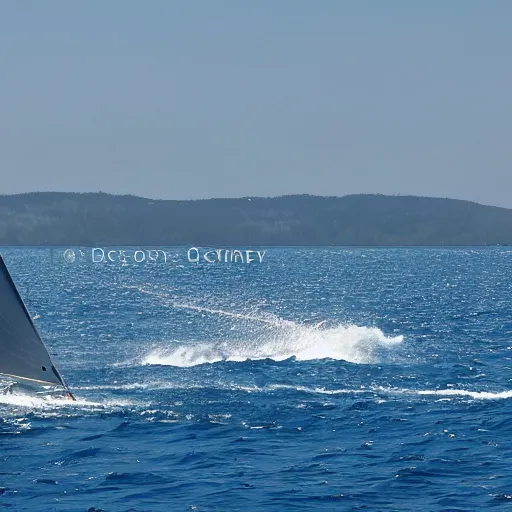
[
  {"left": 125, "top": 284, "right": 403, "bottom": 366},
  {"left": 141, "top": 323, "right": 403, "bottom": 367}
]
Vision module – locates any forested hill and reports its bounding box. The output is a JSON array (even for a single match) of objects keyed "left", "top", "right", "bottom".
[{"left": 0, "top": 192, "right": 511, "bottom": 246}]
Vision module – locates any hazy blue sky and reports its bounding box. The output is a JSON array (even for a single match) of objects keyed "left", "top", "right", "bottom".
[{"left": 1, "top": 1, "right": 511, "bottom": 206}]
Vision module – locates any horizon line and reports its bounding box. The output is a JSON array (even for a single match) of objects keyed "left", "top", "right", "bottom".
[{"left": 0, "top": 191, "right": 503, "bottom": 210}]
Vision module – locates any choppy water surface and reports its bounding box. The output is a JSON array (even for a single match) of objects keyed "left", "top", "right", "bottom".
[{"left": 1, "top": 247, "right": 512, "bottom": 511}]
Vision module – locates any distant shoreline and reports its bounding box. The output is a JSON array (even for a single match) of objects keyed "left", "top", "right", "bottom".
[{"left": 0, "top": 192, "right": 511, "bottom": 246}]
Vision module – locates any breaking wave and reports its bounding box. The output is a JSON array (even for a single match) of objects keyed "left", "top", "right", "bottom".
[
  {"left": 124, "top": 284, "right": 403, "bottom": 367},
  {"left": 141, "top": 323, "right": 403, "bottom": 367}
]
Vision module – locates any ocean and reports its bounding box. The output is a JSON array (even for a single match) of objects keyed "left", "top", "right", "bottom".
[{"left": 1, "top": 247, "right": 512, "bottom": 511}]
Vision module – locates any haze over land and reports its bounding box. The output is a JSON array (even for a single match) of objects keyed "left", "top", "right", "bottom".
[
  {"left": 1, "top": 3, "right": 512, "bottom": 207},
  {"left": 0, "top": 192, "right": 511, "bottom": 246}
]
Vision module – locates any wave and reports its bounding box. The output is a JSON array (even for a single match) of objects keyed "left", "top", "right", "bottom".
[
  {"left": 0, "top": 393, "right": 99, "bottom": 409},
  {"left": 141, "top": 323, "right": 403, "bottom": 367},
  {"left": 72, "top": 381, "right": 512, "bottom": 401},
  {"left": 0, "top": 390, "right": 132, "bottom": 411},
  {"left": 3, "top": 382, "right": 509, "bottom": 424},
  {"left": 414, "top": 388, "right": 512, "bottom": 400},
  {"left": 54, "top": 382, "right": 512, "bottom": 403},
  {"left": 365, "top": 386, "right": 512, "bottom": 401},
  {"left": 269, "top": 385, "right": 512, "bottom": 401},
  {"left": 125, "top": 284, "right": 403, "bottom": 367}
]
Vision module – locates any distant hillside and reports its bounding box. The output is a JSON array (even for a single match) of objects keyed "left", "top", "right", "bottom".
[{"left": 0, "top": 192, "right": 511, "bottom": 246}]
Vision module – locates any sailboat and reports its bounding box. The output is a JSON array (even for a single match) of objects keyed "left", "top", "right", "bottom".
[{"left": 0, "top": 255, "right": 75, "bottom": 400}]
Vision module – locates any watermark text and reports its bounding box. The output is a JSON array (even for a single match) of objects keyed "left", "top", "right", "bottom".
[{"left": 187, "top": 247, "right": 265, "bottom": 264}]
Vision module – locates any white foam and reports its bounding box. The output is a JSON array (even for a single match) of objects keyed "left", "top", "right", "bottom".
[
  {"left": 266, "top": 384, "right": 367, "bottom": 395},
  {"left": 126, "top": 284, "right": 402, "bottom": 366},
  {"left": 75, "top": 381, "right": 206, "bottom": 391},
  {"left": 365, "top": 386, "right": 512, "bottom": 401},
  {"left": 141, "top": 323, "right": 403, "bottom": 367},
  {"left": 253, "top": 384, "right": 512, "bottom": 400},
  {"left": 0, "top": 390, "right": 135, "bottom": 411},
  {"left": 0, "top": 392, "right": 102, "bottom": 409},
  {"left": 414, "top": 388, "right": 512, "bottom": 400}
]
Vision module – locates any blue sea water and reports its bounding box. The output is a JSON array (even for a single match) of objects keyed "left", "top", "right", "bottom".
[{"left": 1, "top": 247, "right": 512, "bottom": 512}]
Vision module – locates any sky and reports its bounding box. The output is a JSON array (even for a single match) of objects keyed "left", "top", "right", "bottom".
[{"left": 1, "top": 1, "right": 511, "bottom": 207}]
